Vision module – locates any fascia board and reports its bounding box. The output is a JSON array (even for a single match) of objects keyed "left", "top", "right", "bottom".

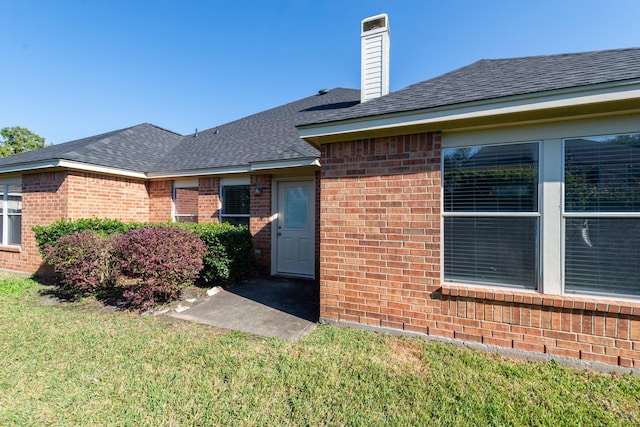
[
  {"left": 0, "top": 157, "right": 321, "bottom": 180},
  {"left": 249, "top": 157, "right": 320, "bottom": 171},
  {"left": 148, "top": 158, "right": 320, "bottom": 179},
  {"left": 57, "top": 160, "right": 147, "bottom": 178},
  {"left": 0, "top": 159, "right": 146, "bottom": 179},
  {"left": 0, "top": 160, "right": 61, "bottom": 175},
  {"left": 146, "top": 165, "right": 251, "bottom": 179},
  {"left": 299, "top": 80, "right": 640, "bottom": 141}
]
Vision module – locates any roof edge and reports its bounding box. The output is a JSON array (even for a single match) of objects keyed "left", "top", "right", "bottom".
[
  {"left": 147, "top": 157, "right": 320, "bottom": 179},
  {"left": 299, "top": 79, "right": 640, "bottom": 143},
  {"left": 0, "top": 159, "right": 147, "bottom": 179}
]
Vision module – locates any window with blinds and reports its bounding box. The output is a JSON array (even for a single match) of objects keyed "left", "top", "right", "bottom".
[
  {"left": 0, "top": 181, "right": 22, "bottom": 246},
  {"left": 564, "top": 134, "right": 640, "bottom": 297},
  {"left": 443, "top": 142, "right": 539, "bottom": 288},
  {"left": 221, "top": 184, "right": 250, "bottom": 226}
]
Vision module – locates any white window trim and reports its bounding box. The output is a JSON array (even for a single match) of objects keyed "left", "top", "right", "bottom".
[
  {"left": 172, "top": 179, "right": 199, "bottom": 223},
  {"left": 0, "top": 177, "right": 22, "bottom": 247},
  {"left": 442, "top": 115, "right": 640, "bottom": 301},
  {"left": 220, "top": 177, "right": 250, "bottom": 224}
]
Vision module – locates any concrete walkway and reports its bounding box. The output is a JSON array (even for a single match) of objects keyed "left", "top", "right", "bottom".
[{"left": 166, "top": 277, "right": 319, "bottom": 340}]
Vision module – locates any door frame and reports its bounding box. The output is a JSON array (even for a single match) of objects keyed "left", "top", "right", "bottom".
[{"left": 271, "top": 176, "right": 316, "bottom": 279}]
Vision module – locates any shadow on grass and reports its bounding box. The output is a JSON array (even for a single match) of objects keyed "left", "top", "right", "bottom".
[{"left": 33, "top": 273, "right": 213, "bottom": 313}]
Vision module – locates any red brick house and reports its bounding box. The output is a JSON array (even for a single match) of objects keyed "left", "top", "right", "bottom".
[
  {"left": 297, "top": 16, "right": 640, "bottom": 369},
  {"left": 0, "top": 88, "right": 359, "bottom": 278},
  {"left": 2, "top": 11, "right": 639, "bottom": 369}
]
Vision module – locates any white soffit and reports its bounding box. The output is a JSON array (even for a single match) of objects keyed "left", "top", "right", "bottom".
[
  {"left": 0, "top": 159, "right": 147, "bottom": 179},
  {"left": 0, "top": 156, "right": 320, "bottom": 180}
]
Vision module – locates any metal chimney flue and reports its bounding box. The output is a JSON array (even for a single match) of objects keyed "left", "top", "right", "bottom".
[{"left": 361, "top": 13, "right": 390, "bottom": 103}]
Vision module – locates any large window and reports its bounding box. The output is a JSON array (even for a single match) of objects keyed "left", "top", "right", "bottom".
[
  {"left": 0, "top": 180, "right": 22, "bottom": 246},
  {"left": 564, "top": 134, "right": 640, "bottom": 297},
  {"left": 173, "top": 181, "right": 199, "bottom": 223},
  {"left": 443, "top": 143, "right": 539, "bottom": 289},
  {"left": 220, "top": 179, "right": 250, "bottom": 226},
  {"left": 443, "top": 129, "right": 640, "bottom": 300}
]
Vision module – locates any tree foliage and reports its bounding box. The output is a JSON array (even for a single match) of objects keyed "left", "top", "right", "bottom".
[{"left": 0, "top": 126, "right": 46, "bottom": 157}]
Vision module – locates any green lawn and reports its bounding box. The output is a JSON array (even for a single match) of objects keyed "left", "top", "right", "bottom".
[{"left": 1, "top": 276, "right": 639, "bottom": 426}]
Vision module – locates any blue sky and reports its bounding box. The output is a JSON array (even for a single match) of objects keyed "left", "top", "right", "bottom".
[{"left": 2, "top": 0, "right": 639, "bottom": 144}]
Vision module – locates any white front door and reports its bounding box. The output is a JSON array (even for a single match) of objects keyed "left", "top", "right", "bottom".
[{"left": 276, "top": 180, "right": 315, "bottom": 277}]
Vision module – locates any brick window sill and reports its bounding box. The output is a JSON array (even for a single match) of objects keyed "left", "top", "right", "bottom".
[
  {"left": 0, "top": 245, "right": 20, "bottom": 253},
  {"left": 440, "top": 284, "right": 640, "bottom": 316}
]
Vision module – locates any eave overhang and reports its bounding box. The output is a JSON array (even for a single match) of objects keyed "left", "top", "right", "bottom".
[
  {"left": 141, "top": 157, "right": 320, "bottom": 179},
  {"left": 0, "top": 159, "right": 148, "bottom": 179},
  {"left": 0, "top": 157, "right": 321, "bottom": 180},
  {"left": 298, "top": 79, "right": 640, "bottom": 145}
]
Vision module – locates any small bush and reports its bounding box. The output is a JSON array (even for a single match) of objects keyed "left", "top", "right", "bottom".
[
  {"left": 178, "top": 222, "right": 252, "bottom": 284},
  {"left": 43, "top": 231, "right": 115, "bottom": 295},
  {"left": 34, "top": 218, "right": 141, "bottom": 256},
  {"left": 112, "top": 227, "right": 207, "bottom": 309}
]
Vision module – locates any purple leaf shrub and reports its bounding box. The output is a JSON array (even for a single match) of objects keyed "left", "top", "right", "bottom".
[
  {"left": 43, "top": 231, "right": 114, "bottom": 294},
  {"left": 112, "top": 227, "right": 207, "bottom": 309}
]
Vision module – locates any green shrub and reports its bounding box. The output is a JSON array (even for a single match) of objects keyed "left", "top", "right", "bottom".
[
  {"left": 33, "top": 218, "right": 142, "bottom": 255},
  {"left": 34, "top": 218, "right": 253, "bottom": 293},
  {"left": 112, "top": 227, "right": 207, "bottom": 310},
  {"left": 43, "top": 231, "right": 115, "bottom": 295},
  {"left": 178, "top": 222, "right": 252, "bottom": 285}
]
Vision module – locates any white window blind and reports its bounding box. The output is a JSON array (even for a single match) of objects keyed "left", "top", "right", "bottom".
[
  {"left": 0, "top": 182, "right": 22, "bottom": 246},
  {"left": 443, "top": 142, "right": 539, "bottom": 289},
  {"left": 564, "top": 134, "right": 640, "bottom": 297}
]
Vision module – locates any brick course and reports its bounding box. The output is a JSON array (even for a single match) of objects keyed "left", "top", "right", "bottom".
[{"left": 319, "top": 132, "right": 640, "bottom": 368}]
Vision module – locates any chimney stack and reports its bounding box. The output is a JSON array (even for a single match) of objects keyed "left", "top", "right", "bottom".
[{"left": 361, "top": 13, "right": 390, "bottom": 103}]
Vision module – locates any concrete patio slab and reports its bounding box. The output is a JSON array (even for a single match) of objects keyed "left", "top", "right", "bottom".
[{"left": 166, "top": 277, "right": 319, "bottom": 340}]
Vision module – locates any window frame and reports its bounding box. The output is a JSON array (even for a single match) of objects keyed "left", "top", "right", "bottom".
[
  {"left": 442, "top": 141, "right": 542, "bottom": 290},
  {"left": 561, "top": 132, "right": 640, "bottom": 299},
  {"left": 0, "top": 178, "right": 22, "bottom": 247},
  {"left": 441, "top": 117, "right": 640, "bottom": 301},
  {"left": 173, "top": 179, "right": 199, "bottom": 223},
  {"left": 220, "top": 177, "right": 250, "bottom": 226}
]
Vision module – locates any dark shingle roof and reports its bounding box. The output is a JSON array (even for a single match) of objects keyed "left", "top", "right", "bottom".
[
  {"left": 153, "top": 88, "right": 359, "bottom": 171},
  {"left": 304, "top": 47, "right": 640, "bottom": 125},
  {"left": 0, "top": 123, "right": 183, "bottom": 172},
  {"left": 0, "top": 88, "right": 359, "bottom": 174}
]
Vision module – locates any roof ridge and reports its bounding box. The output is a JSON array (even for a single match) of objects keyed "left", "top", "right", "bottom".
[
  {"left": 189, "top": 88, "right": 359, "bottom": 136},
  {"left": 140, "top": 122, "right": 183, "bottom": 137}
]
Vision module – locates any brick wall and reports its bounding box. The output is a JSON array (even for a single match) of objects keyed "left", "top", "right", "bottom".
[
  {"left": 198, "top": 177, "right": 220, "bottom": 223},
  {"left": 2, "top": 172, "right": 69, "bottom": 273},
  {"left": 320, "top": 132, "right": 640, "bottom": 368},
  {"left": 148, "top": 180, "right": 173, "bottom": 223},
  {"left": 250, "top": 174, "right": 272, "bottom": 275},
  {"left": 66, "top": 172, "right": 149, "bottom": 221},
  {"left": 4, "top": 171, "right": 154, "bottom": 274}
]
